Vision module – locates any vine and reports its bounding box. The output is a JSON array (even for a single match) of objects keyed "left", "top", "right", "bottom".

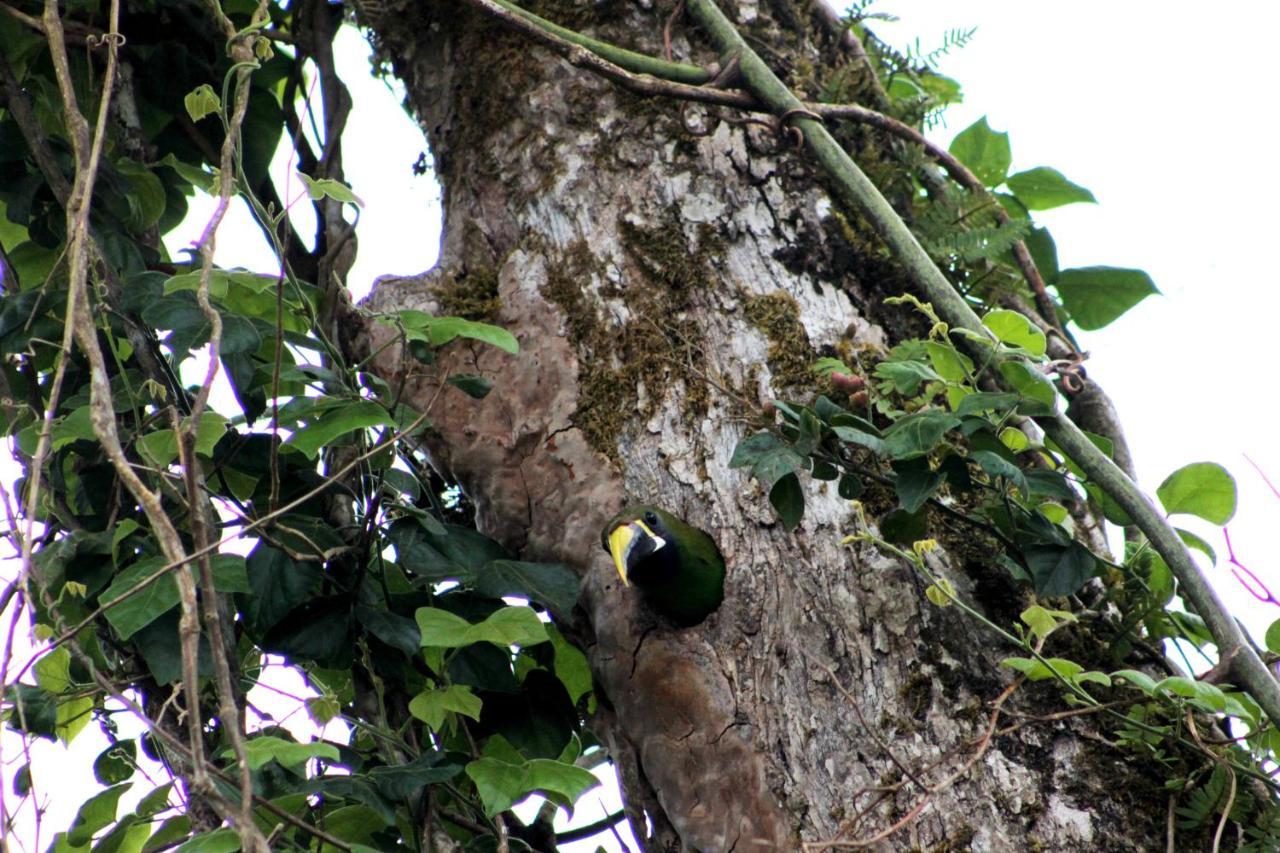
[{"left": 1, "top": 0, "right": 1275, "bottom": 850}]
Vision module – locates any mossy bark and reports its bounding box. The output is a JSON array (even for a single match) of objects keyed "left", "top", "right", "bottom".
[{"left": 357, "top": 1, "right": 1174, "bottom": 849}]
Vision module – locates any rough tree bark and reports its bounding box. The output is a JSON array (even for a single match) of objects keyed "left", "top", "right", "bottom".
[{"left": 353, "top": 2, "right": 1171, "bottom": 849}]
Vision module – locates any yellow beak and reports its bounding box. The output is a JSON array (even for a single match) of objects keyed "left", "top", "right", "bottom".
[{"left": 607, "top": 519, "right": 662, "bottom": 587}]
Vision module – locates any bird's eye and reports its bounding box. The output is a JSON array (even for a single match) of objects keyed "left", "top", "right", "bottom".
[{"left": 644, "top": 511, "right": 659, "bottom": 527}]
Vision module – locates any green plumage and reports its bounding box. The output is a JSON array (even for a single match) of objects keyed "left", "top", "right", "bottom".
[{"left": 601, "top": 505, "right": 725, "bottom": 627}]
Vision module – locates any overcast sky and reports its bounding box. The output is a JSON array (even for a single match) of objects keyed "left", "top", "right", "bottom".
[{"left": 6, "top": 2, "right": 1280, "bottom": 848}]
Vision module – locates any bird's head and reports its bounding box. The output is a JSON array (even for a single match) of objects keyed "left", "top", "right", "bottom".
[{"left": 601, "top": 506, "right": 672, "bottom": 587}]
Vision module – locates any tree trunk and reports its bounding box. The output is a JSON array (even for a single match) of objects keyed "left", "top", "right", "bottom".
[{"left": 356, "top": 2, "right": 1171, "bottom": 849}]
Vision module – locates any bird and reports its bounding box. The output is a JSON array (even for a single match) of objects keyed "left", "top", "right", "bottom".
[{"left": 600, "top": 505, "right": 726, "bottom": 627}]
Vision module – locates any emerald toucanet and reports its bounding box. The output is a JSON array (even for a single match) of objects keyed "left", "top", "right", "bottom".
[{"left": 601, "top": 505, "right": 726, "bottom": 627}]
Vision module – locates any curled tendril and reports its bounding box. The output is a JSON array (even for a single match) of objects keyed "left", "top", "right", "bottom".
[
  {"left": 775, "top": 107, "right": 823, "bottom": 148},
  {"left": 87, "top": 31, "right": 126, "bottom": 49},
  {"left": 1050, "top": 355, "right": 1088, "bottom": 395}
]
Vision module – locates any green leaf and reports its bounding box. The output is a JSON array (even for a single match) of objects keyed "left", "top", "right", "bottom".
[
  {"left": 891, "top": 457, "right": 944, "bottom": 514},
  {"left": 176, "top": 829, "right": 239, "bottom": 853},
  {"left": 882, "top": 410, "right": 960, "bottom": 460},
  {"left": 409, "top": 685, "right": 483, "bottom": 730},
  {"left": 924, "top": 341, "right": 972, "bottom": 382},
  {"left": 135, "top": 413, "right": 228, "bottom": 467},
  {"left": 837, "top": 472, "right": 863, "bottom": 500},
  {"left": 367, "top": 751, "right": 463, "bottom": 801},
  {"left": 982, "top": 309, "right": 1046, "bottom": 358},
  {"left": 288, "top": 400, "right": 396, "bottom": 459},
  {"left": 1055, "top": 267, "right": 1158, "bottom": 331},
  {"left": 1000, "top": 656, "right": 1083, "bottom": 682},
  {"left": 729, "top": 432, "right": 784, "bottom": 469},
  {"left": 997, "top": 360, "right": 1057, "bottom": 415},
  {"left": 297, "top": 173, "right": 364, "bottom": 206},
  {"left": 811, "top": 357, "right": 851, "bottom": 378},
  {"left": 1005, "top": 167, "right": 1096, "bottom": 210},
  {"left": 1157, "top": 462, "right": 1236, "bottom": 524},
  {"left": 447, "top": 373, "right": 494, "bottom": 399},
  {"left": 769, "top": 472, "right": 804, "bottom": 531},
  {"left": 183, "top": 84, "right": 220, "bottom": 122},
  {"left": 1111, "top": 669, "right": 1158, "bottom": 695},
  {"left": 237, "top": 543, "right": 322, "bottom": 637},
  {"left": 874, "top": 359, "right": 940, "bottom": 394},
  {"left": 67, "top": 783, "right": 130, "bottom": 846},
  {"left": 880, "top": 507, "right": 927, "bottom": 544},
  {"left": 465, "top": 757, "right": 600, "bottom": 818},
  {"left": 52, "top": 405, "right": 96, "bottom": 450},
  {"left": 1266, "top": 619, "right": 1280, "bottom": 656},
  {"left": 94, "top": 740, "right": 137, "bottom": 785},
  {"left": 474, "top": 560, "right": 580, "bottom": 616},
  {"left": 416, "top": 605, "right": 549, "bottom": 649},
  {"left": 1020, "top": 605, "right": 1076, "bottom": 643},
  {"left": 970, "top": 450, "right": 1029, "bottom": 498},
  {"left": 549, "top": 625, "right": 593, "bottom": 704},
  {"left": 948, "top": 117, "right": 1011, "bottom": 187},
  {"left": 239, "top": 736, "right": 339, "bottom": 771},
  {"left": 102, "top": 558, "right": 176, "bottom": 640},
  {"left": 955, "top": 392, "right": 1019, "bottom": 416},
  {"left": 1176, "top": 528, "right": 1217, "bottom": 565},
  {"left": 1022, "top": 542, "right": 1096, "bottom": 597},
  {"left": 397, "top": 311, "right": 519, "bottom": 354}
]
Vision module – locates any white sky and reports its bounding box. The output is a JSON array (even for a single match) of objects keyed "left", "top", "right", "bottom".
[{"left": 7, "top": 3, "right": 1280, "bottom": 849}]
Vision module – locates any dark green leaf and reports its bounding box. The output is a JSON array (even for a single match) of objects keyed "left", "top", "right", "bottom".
[
  {"left": 94, "top": 740, "right": 137, "bottom": 785},
  {"left": 970, "top": 450, "right": 1029, "bottom": 498},
  {"left": 1025, "top": 469, "right": 1077, "bottom": 502},
  {"left": 882, "top": 410, "right": 960, "bottom": 460},
  {"left": 1024, "top": 226, "right": 1059, "bottom": 283},
  {"left": 474, "top": 560, "right": 580, "bottom": 617},
  {"left": 262, "top": 597, "right": 354, "bottom": 668},
  {"left": 769, "top": 472, "right": 804, "bottom": 531},
  {"left": 752, "top": 447, "right": 806, "bottom": 489},
  {"left": 448, "top": 643, "right": 520, "bottom": 694},
  {"left": 237, "top": 543, "right": 322, "bottom": 638},
  {"left": 891, "top": 457, "right": 944, "bottom": 514},
  {"left": 1157, "top": 462, "right": 1236, "bottom": 524},
  {"left": 880, "top": 508, "right": 928, "bottom": 544},
  {"left": 132, "top": 609, "right": 213, "bottom": 683},
  {"left": 1023, "top": 542, "right": 1097, "bottom": 597},
  {"left": 948, "top": 117, "right": 1011, "bottom": 187},
  {"left": 102, "top": 557, "right": 177, "bottom": 640},
  {"left": 837, "top": 473, "right": 863, "bottom": 500},
  {"left": 810, "top": 458, "right": 838, "bottom": 481},
  {"left": 367, "top": 751, "right": 463, "bottom": 801},
  {"left": 356, "top": 606, "right": 422, "bottom": 658},
  {"left": 447, "top": 373, "right": 494, "bottom": 399},
  {"left": 730, "top": 432, "right": 784, "bottom": 470},
  {"left": 831, "top": 423, "right": 886, "bottom": 456},
  {"left": 1055, "top": 267, "right": 1159, "bottom": 331},
  {"left": 480, "top": 670, "right": 576, "bottom": 759},
  {"left": 1005, "top": 167, "right": 1096, "bottom": 210}
]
